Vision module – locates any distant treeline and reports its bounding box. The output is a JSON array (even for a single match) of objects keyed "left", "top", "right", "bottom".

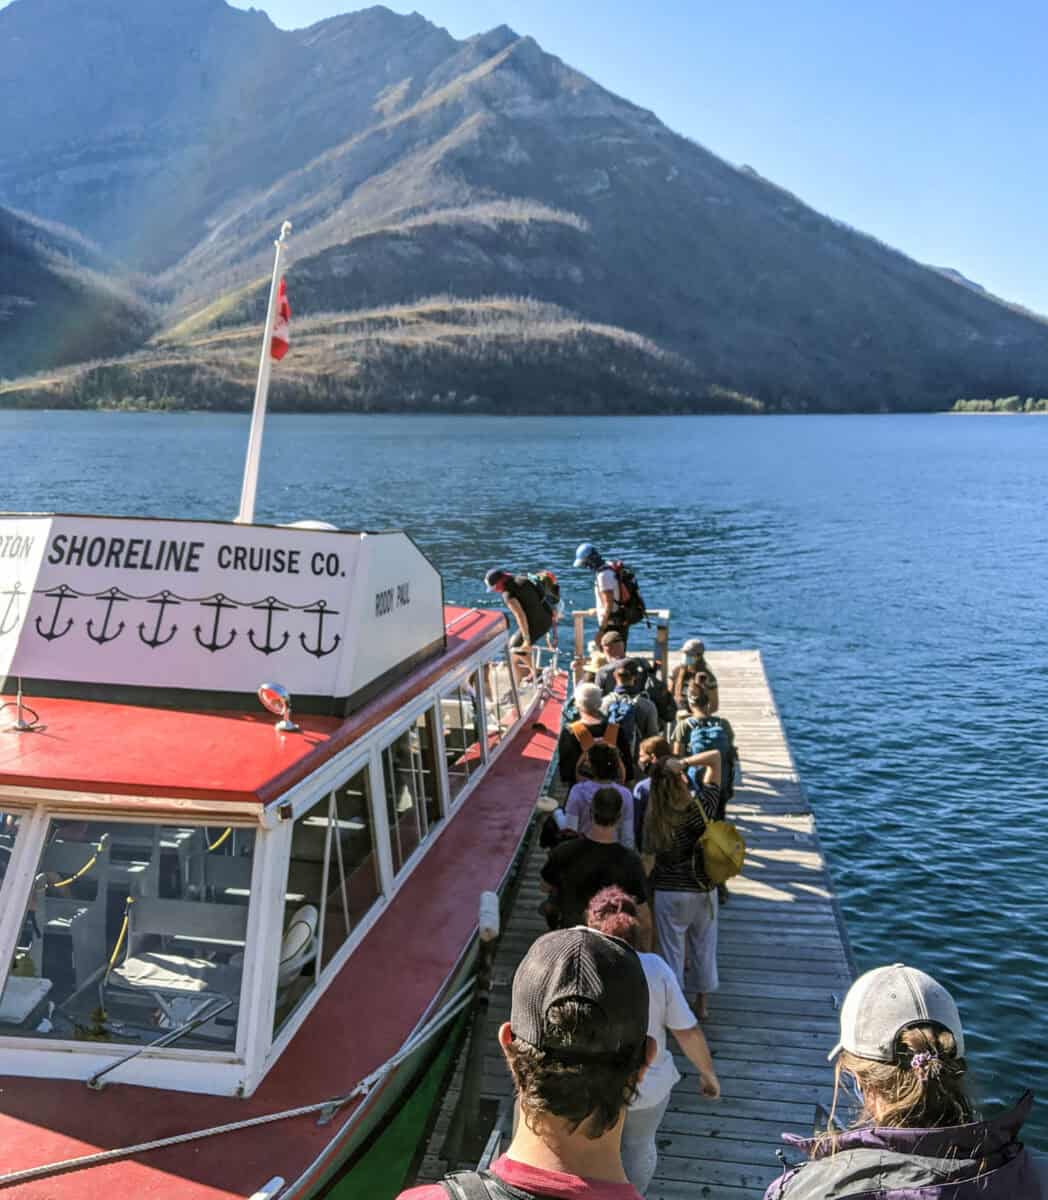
[{"left": 952, "top": 396, "right": 1048, "bottom": 413}]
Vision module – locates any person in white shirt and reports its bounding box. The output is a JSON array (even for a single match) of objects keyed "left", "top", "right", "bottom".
[
  {"left": 587, "top": 885, "right": 720, "bottom": 1194},
  {"left": 574, "top": 541, "right": 629, "bottom": 646}
]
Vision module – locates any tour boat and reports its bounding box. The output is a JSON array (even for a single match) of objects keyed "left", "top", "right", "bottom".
[{"left": 0, "top": 509, "right": 564, "bottom": 1198}]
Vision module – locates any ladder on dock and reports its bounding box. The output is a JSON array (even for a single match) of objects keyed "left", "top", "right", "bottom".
[{"left": 416, "top": 650, "right": 856, "bottom": 1198}]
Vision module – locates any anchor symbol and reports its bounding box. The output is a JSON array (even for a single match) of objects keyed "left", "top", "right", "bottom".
[
  {"left": 248, "top": 596, "right": 290, "bottom": 656},
  {"left": 86, "top": 588, "right": 129, "bottom": 645},
  {"left": 138, "top": 591, "right": 180, "bottom": 649},
  {"left": 194, "top": 594, "right": 238, "bottom": 653},
  {"left": 299, "top": 600, "right": 341, "bottom": 659},
  {"left": 0, "top": 583, "right": 24, "bottom": 637},
  {"left": 34, "top": 585, "right": 78, "bottom": 642}
]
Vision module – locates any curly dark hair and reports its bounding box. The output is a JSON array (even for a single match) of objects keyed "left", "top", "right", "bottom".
[{"left": 504, "top": 998, "right": 645, "bottom": 1138}]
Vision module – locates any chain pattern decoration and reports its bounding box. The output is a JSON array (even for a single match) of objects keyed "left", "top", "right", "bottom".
[{"left": 0, "top": 582, "right": 342, "bottom": 658}]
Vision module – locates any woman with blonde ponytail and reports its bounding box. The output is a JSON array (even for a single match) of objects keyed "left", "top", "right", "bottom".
[{"left": 764, "top": 964, "right": 1048, "bottom": 1199}]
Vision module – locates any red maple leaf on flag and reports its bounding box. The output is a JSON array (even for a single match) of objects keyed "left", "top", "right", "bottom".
[{"left": 270, "top": 277, "right": 291, "bottom": 361}]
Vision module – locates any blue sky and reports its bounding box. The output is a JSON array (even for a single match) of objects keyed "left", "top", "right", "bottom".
[{"left": 221, "top": 0, "right": 1047, "bottom": 316}]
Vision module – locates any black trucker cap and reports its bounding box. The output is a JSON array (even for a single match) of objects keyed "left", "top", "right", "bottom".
[{"left": 510, "top": 928, "right": 649, "bottom": 1063}]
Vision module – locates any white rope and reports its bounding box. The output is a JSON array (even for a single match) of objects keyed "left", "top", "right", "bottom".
[{"left": 0, "top": 982, "right": 475, "bottom": 1190}]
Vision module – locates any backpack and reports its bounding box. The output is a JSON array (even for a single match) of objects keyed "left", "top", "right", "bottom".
[
  {"left": 642, "top": 666, "right": 679, "bottom": 724},
  {"left": 692, "top": 796, "right": 746, "bottom": 887},
  {"left": 603, "top": 694, "right": 637, "bottom": 750},
  {"left": 570, "top": 719, "right": 622, "bottom": 781},
  {"left": 441, "top": 1171, "right": 519, "bottom": 1200},
  {"left": 686, "top": 716, "right": 738, "bottom": 800},
  {"left": 527, "top": 569, "right": 561, "bottom": 616},
  {"left": 608, "top": 560, "right": 646, "bottom": 626}
]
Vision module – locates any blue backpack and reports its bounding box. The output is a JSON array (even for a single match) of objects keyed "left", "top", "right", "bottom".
[
  {"left": 687, "top": 716, "right": 731, "bottom": 757},
  {"left": 604, "top": 694, "right": 637, "bottom": 748},
  {"left": 685, "top": 716, "right": 737, "bottom": 800}
]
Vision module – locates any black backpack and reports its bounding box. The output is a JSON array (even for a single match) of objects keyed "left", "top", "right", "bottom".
[
  {"left": 442, "top": 1170, "right": 535, "bottom": 1200},
  {"left": 608, "top": 560, "right": 646, "bottom": 626},
  {"left": 641, "top": 665, "right": 679, "bottom": 724}
]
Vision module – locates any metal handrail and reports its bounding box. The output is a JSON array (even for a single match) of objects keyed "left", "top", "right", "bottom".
[{"left": 567, "top": 608, "right": 672, "bottom": 681}]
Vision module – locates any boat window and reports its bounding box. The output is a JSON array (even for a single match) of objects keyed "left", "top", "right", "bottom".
[
  {"left": 484, "top": 649, "right": 520, "bottom": 749},
  {"left": 382, "top": 710, "right": 442, "bottom": 874},
  {"left": 440, "top": 673, "right": 484, "bottom": 802},
  {"left": 275, "top": 765, "right": 381, "bottom": 1033},
  {"left": 0, "top": 810, "right": 20, "bottom": 885},
  {"left": 0, "top": 819, "right": 254, "bottom": 1050}
]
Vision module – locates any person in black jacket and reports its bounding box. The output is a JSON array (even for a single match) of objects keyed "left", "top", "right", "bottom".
[
  {"left": 485, "top": 568, "right": 553, "bottom": 686},
  {"left": 557, "top": 682, "right": 635, "bottom": 785}
]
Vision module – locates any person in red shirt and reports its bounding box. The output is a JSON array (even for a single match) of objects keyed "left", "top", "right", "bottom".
[{"left": 398, "top": 927, "right": 656, "bottom": 1200}]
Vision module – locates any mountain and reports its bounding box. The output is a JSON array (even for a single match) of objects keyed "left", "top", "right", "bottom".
[
  {"left": 934, "top": 268, "right": 988, "bottom": 294},
  {"left": 1, "top": 0, "right": 1047, "bottom": 412},
  {"left": 0, "top": 206, "right": 154, "bottom": 378}
]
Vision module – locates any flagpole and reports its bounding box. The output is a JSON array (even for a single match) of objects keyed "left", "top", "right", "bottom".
[{"left": 235, "top": 219, "right": 292, "bottom": 525}]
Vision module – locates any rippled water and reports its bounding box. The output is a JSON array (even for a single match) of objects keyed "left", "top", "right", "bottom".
[{"left": 3, "top": 410, "right": 1047, "bottom": 1137}]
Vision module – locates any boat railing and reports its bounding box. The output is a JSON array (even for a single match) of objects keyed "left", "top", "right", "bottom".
[{"left": 567, "top": 607, "right": 672, "bottom": 680}]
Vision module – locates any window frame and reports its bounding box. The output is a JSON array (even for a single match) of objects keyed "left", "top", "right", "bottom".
[
  {"left": 436, "top": 669, "right": 487, "bottom": 810},
  {"left": 0, "top": 803, "right": 266, "bottom": 1095},
  {"left": 379, "top": 705, "right": 445, "bottom": 879}
]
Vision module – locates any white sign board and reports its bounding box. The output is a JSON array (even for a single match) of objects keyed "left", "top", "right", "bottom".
[{"left": 0, "top": 514, "right": 445, "bottom": 713}]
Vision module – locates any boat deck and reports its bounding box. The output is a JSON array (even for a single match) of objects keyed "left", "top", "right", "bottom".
[{"left": 416, "top": 650, "right": 855, "bottom": 1198}]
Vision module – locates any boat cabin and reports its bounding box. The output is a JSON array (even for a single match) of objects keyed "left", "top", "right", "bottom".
[{"left": 0, "top": 514, "right": 536, "bottom": 1098}]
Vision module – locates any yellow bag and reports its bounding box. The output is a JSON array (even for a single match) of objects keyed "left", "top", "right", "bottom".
[{"left": 692, "top": 801, "right": 746, "bottom": 887}]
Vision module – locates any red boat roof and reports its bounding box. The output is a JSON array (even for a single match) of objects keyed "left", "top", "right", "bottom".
[{"left": 0, "top": 606, "right": 504, "bottom": 817}]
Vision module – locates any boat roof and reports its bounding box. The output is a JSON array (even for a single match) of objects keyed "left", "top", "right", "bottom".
[
  {"left": 0, "top": 679, "right": 564, "bottom": 1200},
  {"left": 0, "top": 605, "right": 504, "bottom": 818}
]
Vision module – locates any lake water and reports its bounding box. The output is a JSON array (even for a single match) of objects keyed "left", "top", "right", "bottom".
[{"left": 3, "top": 409, "right": 1047, "bottom": 1138}]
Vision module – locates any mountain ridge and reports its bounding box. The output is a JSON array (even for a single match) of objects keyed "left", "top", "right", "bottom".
[{"left": 1, "top": 0, "right": 1046, "bottom": 411}]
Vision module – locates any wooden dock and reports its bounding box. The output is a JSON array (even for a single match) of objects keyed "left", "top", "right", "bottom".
[{"left": 415, "top": 650, "right": 856, "bottom": 1198}]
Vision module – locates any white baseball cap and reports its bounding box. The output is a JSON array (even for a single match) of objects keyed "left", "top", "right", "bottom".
[{"left": 828, "top": 963, "right": 965, "bottom": 1062}]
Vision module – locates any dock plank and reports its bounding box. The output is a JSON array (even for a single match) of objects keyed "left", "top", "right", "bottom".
[{"left": 412, "top": 650, "right": 852, "bottom": 1196}]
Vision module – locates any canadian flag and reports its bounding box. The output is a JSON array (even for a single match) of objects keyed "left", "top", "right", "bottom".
[{"left": 270, "top": 276, "right": 291, "bottom": 361}]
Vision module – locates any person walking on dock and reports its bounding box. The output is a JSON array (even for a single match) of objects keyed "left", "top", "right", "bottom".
[
  {"left": 764, "top": 963, "right": 1048, "bottom": 1199},
  {"left": 669, "top": 638, "right": 719, "bottom": 713},
  {"left": 640, "top": 756, "right": 722, "bottom": 1019},
  {"left": 558, "top": 682, "right": 635, "bottom": 784},
  {"left": 587, "top": 885, "right": 720, "bottom": 1194},
  {"left": 673, "top": 686, "right": 737, "bottom": 816},
  {"left": 541, "top": 788, "right": 651, "bottom": 941},
  {"left": 399, "top": 927, "right": 655, "bottom": 1200},
  {"left": 564, "top": 743, "right": 637, "bottom": 849}
]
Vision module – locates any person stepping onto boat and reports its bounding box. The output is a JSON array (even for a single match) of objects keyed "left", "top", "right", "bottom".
[
  {"left": 541, "top": 787, "right": 651, "bottom": 942},
  {"left": 558, "top": 682, "right": 634, "bottom": 786},
  {"left": 485, "top": 567, "right": 556, "bottom": 688},
  {"left": 399, "top": 927, "right": 656, "bottom": 1200},
  {"left": 587, "top": 886, "right": 720, "bottom": 1194},
  {"left": 764, "top": 963, "right": 1048, "bottom": 1199}
]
